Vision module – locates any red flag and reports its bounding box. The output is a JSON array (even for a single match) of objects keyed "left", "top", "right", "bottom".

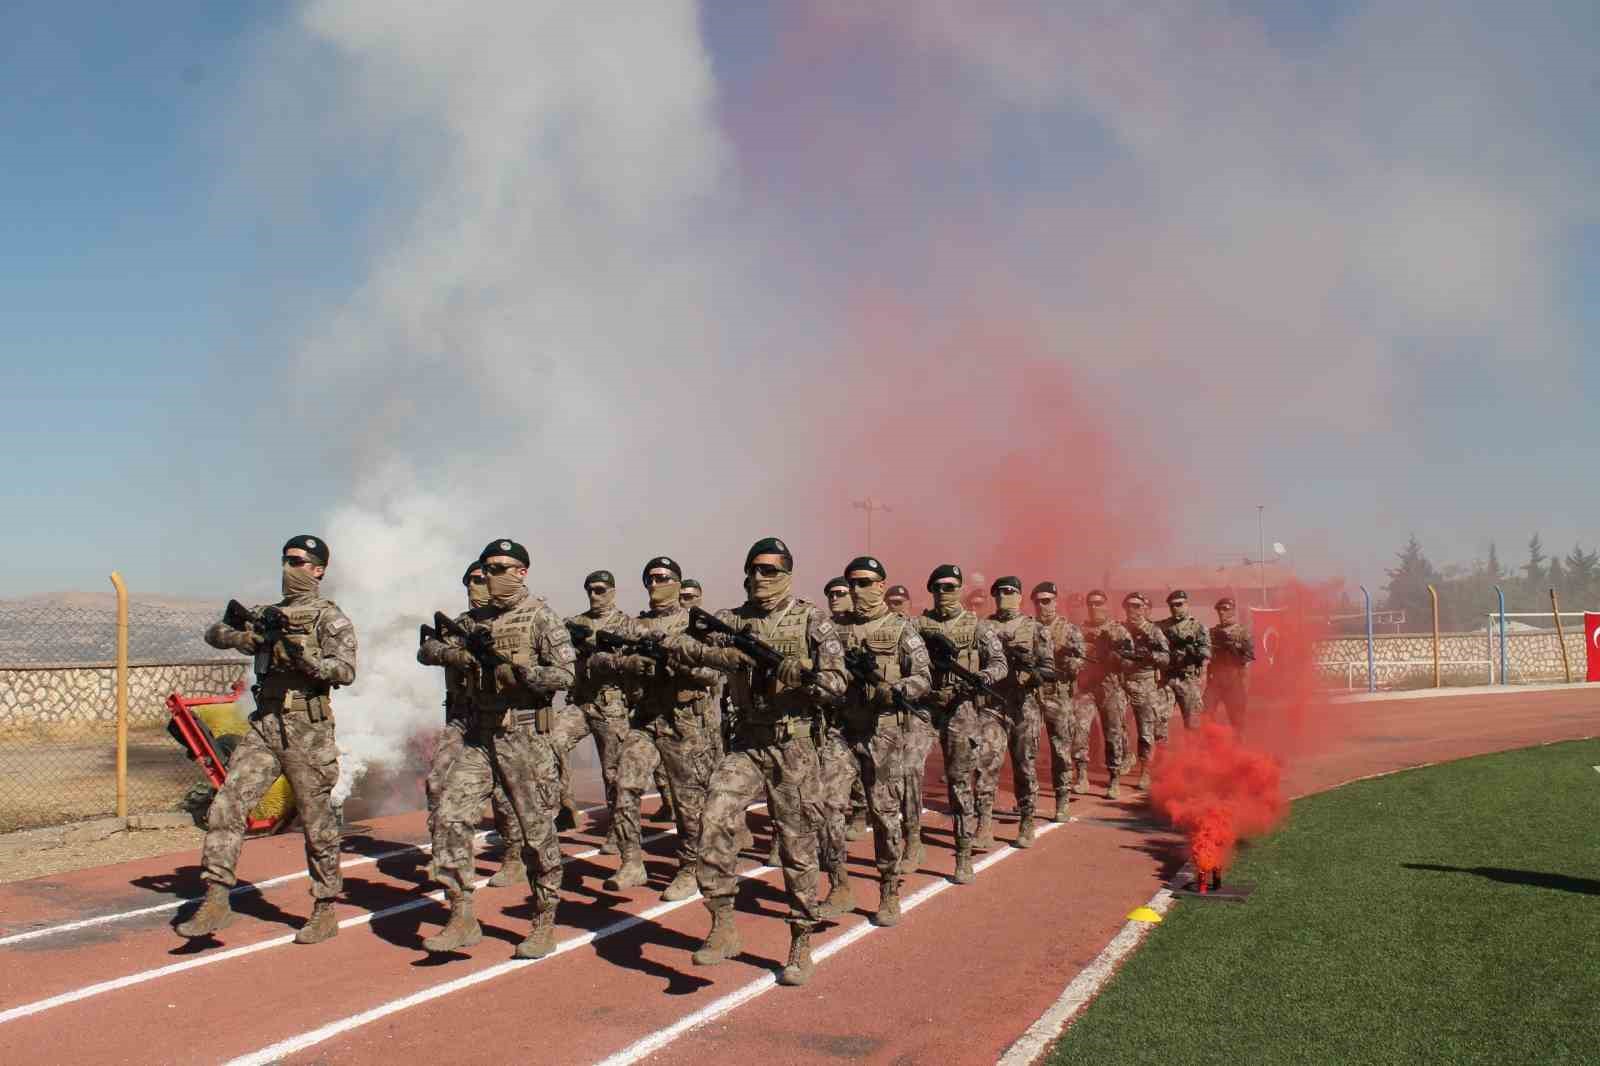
[
  {"left": 1248, "top": 607, "right": 1285, "bottom": 669},
  {"left": 1585, "top": 613, "right": 1600, "bottom": 683}
]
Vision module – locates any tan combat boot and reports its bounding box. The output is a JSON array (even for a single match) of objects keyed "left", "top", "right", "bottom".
[
  {"left": 1136, "top": 760, "right": 1152, "bottom": 790},
  {"left": 487, "top": 854, "right": 527, "bottom": 888},
  {"left": 815, "top": 866, "right": 855, "bottom": 919},
  {"left": 973, "top": 813, "right": 997, "bottom": 852},
  {"left": 1071, "top": 762, "right": 1091, "bottom": 795},
  {"left": 778, "top": 926, "right": 815, "bottom": 987},
  {"left": 175, "top": 883, "right": 235, "bottom": 938},
  {"left": 294, "top": 900, "right": 339, "bottom": 945},
  {"left": 765, "top": 834, "right": 782, "bottom": 868},
  {"left": 603, "top": 849, "right": 648, "bottom": 892},
  {"left": 952, "top": 842, "right": 976, "bottom": 885},
  {"left": 660, "top": 866, "right": 699, "bottom": 902},
  {"left": 1014, "top": 815, "right": 1036, "bottom": 849},
  {"left": 691, "top": 897, "right": 741, "bottom": 966},
  {"left": 845, "top": 811, "right": 868, "bottom": 841},
  {"left": 872, "top": 879, "right": 901, "bottom": 928},
  {"left": 1106, "top": 773, "right": 1121, "bottom": 800},
  {"left": 422, "top": 892, "right": 482, "bottom": 953},
  {"left": 1053, "top": 792, "right": 1071, "bottom": 823},
  {"left": 898, "top": 830, "right": 925, "bottom": 873},
  {"left": 515, "top": 907, "right": 557, "bottom": 959}
]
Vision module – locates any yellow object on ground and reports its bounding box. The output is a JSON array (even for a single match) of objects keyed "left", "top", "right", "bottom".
[
  {"left": 1126, "top": 906, "right": 1164, "bottom": 924},
  {"left": 192, "top": 701, "right": 296, "bottom": 823}
]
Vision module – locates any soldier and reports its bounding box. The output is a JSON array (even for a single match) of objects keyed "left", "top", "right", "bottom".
[
  {"left": 667, "top": 537, "right": 847, "bottom": 987},
  {"left": 564, "top": 570, "right": 632, "bottom": 855},
  {"left": 177, "top": 535, "right": 356, "bottom": 943},
  {"left": 1117, "top": 593, "right": 1171, "bottom": 789},
  {"left": 1158, "top": 590, "right": 1212, "bottom": 732},
  {"left": 917, "top": 564, "right": 1009, "bottom": 883},
  {"left": 1073, "top": 590, "right": 1130, "bottom": 799},
  {"left": 592, "top": 557, "right": 724, "bottom": 901},
  {"left": 838, "top": 555, "right": 931, "bottom": 926},
  {"left": 679, "top": 578, "right": 704, "bottom": 610},
  {"left": 420, "top": 561, "right": 524, "bottom": 886},
  {"left": 422, "top": 539, "right": 578, "bottom": 959},
  {"left": 1031, "top": 581, "right": 1085, "bottom": 823},
  {"left": 1205, "top": 597, "right": 1256, "bottom": 732},
  {"left": 986, "top": 577, "right": 1053, "bottom": 848},
  {"left": 885, "top": 584, "right": 913, "bottom": 618},
  {"left": 824, "top": 577, "right": 870, "bottom": 845}
]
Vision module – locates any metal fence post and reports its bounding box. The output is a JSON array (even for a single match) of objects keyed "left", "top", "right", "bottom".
[
  {"left": 1494, "top": 585, "right": 1507, "bottom": 684},
  {"left": 1360, "top": 585, "right": 1375, "bottom": 692},
  {"left": 1427, "top": 584, "right": 1440, "bottom": 687},
  {"left": 109, "top": 571, "right": 129, "bottom": 818},
  {"left": 1550, "top": 588, "right": 1572, "bottom": 683}
]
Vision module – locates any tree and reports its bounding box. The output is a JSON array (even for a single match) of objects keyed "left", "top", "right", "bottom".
[
  {"left": 1486, "top": 541, "right": 1503, "bottom": 582},
  {"left": 1547, "top": 554, "right": 1567, "bottom": 603},
  {"left": 1522, "top": 533, "right": 1547, "bottom": 601},
  {"left": 1564, "top": 544, "right": 1598, "bottom": 607},
  {"left": 1382, "top": 534, "right": 1440, "bottom": 630}
]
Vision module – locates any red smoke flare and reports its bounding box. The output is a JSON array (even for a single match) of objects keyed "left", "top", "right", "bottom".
[{"left": 1149, "top": 722, "right": 1286, "bottom": 880}]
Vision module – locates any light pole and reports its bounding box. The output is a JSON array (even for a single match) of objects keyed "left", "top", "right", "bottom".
[
  {"left": 1257, "top": 505, "right": 1267, "bottom": 607},
  {"left": 852, "top": 497, "right": 892, "bottom": 552}
]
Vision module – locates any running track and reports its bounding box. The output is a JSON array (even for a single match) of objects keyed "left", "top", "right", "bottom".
[{"left": 0, "top": 687, "right": 1593, "bottom": 1065}]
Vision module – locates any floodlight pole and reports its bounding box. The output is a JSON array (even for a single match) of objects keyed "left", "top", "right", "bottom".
[
  {"left": 1257, "top": 506, "right": 1266, "bottom": 607},
  {"left": 852, "top": 497, "right": 891, "bottom": 552}
]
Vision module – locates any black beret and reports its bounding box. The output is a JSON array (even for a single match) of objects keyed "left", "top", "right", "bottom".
[
  {"left": 886, "top": 585, "right": 910, "bottom": 599},
  {"left": 744, "top": 537, "right": 793, "bottom": 573},
  {"left": 1167, "top": 589, "right": 1189, "bottom": 604},
  {"left": 1084, "top": 589, "right": 1108, "bottom": 605},
  {"left": 641, "top": 557, "right": 682, "bottom": 583},
  {"left": 1216, "top": 597, "right": 1236, "bottom": 610},
  {"left": 462, "top": 560, "right": 484, "bottom": 585},
  {"left": 480, "top": 539, "right": 530, "bottom": 566},
  {"left": 1122, "top": 592, "right": 1147, "bottom": 607},
  {"left": 585, "top": 570, "right": 616, "bottom": 589},
  {"left": 845, "top": 555, "right": 886, "bottom": 580},
  {"left": 991, "top": 575, "right": 1022, "bottom": 594},
  {"left": 927, "top": 564, "right": 963, "bottom": 590},
  {"left": 823, "top": 576, "right": 851, "bottom": 595},
  {"left": 680, "top": 578, "right": 702, "bottom": 591},
  {"left": 283, "top": 535, "right": 328, "bottom": 566},
  {"left": 1031, "top": 581, "right": 1057, "bottom": 598}
]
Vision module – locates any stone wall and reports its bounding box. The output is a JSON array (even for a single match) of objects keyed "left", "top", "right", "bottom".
[
  {"left": 0, "top": 661, "right": 249, "bottom": 734},
  {"left": 1315, "top": 631, "right": 1588, "bottom": 689}
]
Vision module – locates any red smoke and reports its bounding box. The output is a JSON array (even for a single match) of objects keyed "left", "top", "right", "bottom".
[{"left": 1150, "top": 723, "right": 1286, "bottom": 879}]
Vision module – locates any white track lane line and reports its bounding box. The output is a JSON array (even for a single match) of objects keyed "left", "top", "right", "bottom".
[
  {"left": 591, "top": 821, "right": 1063, "bottom": 1066},
  {"left": 994, "top": 886, "right": 1175, "bottom": 1066},
  {"left": 0, "top": 824, "right": 679, "bottom": 1026},
  {"left": 0, "top": 793, "right": 653, "bottom": 948},
  {"left": 221, "top": 855, "right": 783, "bottom": 1066}
]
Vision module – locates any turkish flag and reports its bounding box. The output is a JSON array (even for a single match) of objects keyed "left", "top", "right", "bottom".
[
  {"left": 1249, "top": 607, "right": 1285, "bottom": 669},
  {"left": 1584, "top": 613, "right": 1600, "bottom": 682}
]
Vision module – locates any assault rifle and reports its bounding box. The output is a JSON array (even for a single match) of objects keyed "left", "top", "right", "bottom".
[
  {"left": 595, "top": 628, "right": 670, "bottom": 668},
  {"left": 843, "top": 645, "right": 934, "bottom": 727},
  {"left": 564, "top": 621, "right": 597, "bottom": 660},
  {"left": 419, "top": 622, "right": 440, "bottom": 647},
  {"left": 434, "top": 610, "right": 512, "bottom": 677},
  {"left": 921, "top": 631, "right": 1005, "bottom": 703},
  {"left": 1114, "top": 626, "right": 1166, "bottom": 671},
  {"left": 686, "top": 606, "right": 815, "bottom": 682},
  {"left": 224, "top": 599, "right": 290, "bottom": 643}
]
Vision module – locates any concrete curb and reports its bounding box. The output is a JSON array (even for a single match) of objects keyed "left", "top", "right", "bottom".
[{"left": 0, "top": 812, "right": 195, "bottom": 858}]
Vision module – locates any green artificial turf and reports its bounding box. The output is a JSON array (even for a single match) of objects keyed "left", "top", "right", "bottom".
[{"left": 1051, "top": 739, "right": 1600, "bottom": 1065}]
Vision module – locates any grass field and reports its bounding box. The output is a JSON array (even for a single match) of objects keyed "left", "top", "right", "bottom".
[{"left": 1052, "top": 739, "right": 1600, "bottom": 1065}]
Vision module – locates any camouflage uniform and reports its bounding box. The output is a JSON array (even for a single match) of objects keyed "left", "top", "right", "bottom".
[
  {"left": 1158, "top": 612, "right": 1212, "bottom": 730},
  {"left": 1205, "top": 621, "right": 1255, "bottom": 731},
  {"left": 200, "top": 596, "right": 356, "bottom": 901},
  {"left": 1073, "top": 620, "right": 1129, "bottom": 787},
  {"left": 842, "top": 609, "right": 931, "bottom": 899},
  {"left": 592, "top": 603, "right": 721, "bottom": 890},
  {"left": 671, "top": 597, "right": 846, "bottom": 931},
  {"left": 1038, "top": 614, "right": 1086, "bottom": 807},
  {"left": 430, "top": 589, "right": 577, "bottom": 949},
  {"left": 1116, "top": 617, "right": 1172, "bottom": 762},
  {"left": 815, "top": 709, "right": 859, "bottom": 886},
  {"left": 565, "top": 604, "right": 633, "bottom": 837},
  {"left": 918, "top": 607, "right": 1009, "bottom": 872},
  {"left": 988, "top": 608, "right": 1053, "bottom": 834}
]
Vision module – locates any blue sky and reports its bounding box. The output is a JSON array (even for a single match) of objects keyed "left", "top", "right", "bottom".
[{"left": 4, "top": 1, "right": 1596, "bottom": 604}]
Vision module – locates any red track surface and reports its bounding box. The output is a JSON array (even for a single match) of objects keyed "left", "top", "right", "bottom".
[{"left": 1, "top": 688, "right": 1593, "bottom": 1066}]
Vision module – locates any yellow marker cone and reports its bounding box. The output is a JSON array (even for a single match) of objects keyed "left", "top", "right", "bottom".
[{"left": 1126, "top": 906, "right": 1164, "bottom": 923}]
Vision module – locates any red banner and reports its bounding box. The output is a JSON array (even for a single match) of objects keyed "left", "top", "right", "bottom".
[
  {"left": 1585, "top": 613, "right": 1600, "bottom": 682},
  {"left": 1248, "top": 607, "right": 1285, "bottom": 669}
]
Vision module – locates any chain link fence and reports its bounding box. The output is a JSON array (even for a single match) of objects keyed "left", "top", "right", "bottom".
[{"left": 0, "top": 594, "right": 248, "bottom": 833}]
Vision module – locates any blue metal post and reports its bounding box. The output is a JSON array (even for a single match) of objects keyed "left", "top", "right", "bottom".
[
  {"left": 1493, "top": 585, "right": 1507, "bottom": 685},
  {"left": 1360, "top": 585, "right": 1375, "bottom": 692}
]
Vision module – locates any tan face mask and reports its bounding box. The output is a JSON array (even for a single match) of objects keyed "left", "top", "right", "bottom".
[
  {"left": 995, "top": 590, "right": 1022, "bottom": 616},
  {"left": 933, "top": 588, "right": 963, "bottom": 615},
  {"left": 1086, "top": 603, "right": 1109, "bottom": 626},
  {"left": 282, "top": 564, "right": 320, "bottom": 601},
  {"left": 588, "top": 587, "right": 617, "bottom": 615},
  {"left": 649, "top": 581, "right": 679, "bottom": 610},
  {"left": 1035, "top": 601, "right": 1057, "bottom": 624},
  {"left": 467, "top": 580, "right": 490, "bottom": 609},
  {"left": 488, "top": 568, "right": 526, "bottom": 608},
  {"left": 852, "top": 583, "right": 887, "bottom": 618},
  {"left": 750, "top": 570, "right": 792, "bottom": 611}
]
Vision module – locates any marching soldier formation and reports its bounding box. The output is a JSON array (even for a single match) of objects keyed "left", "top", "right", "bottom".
[{"left": 180, "top": 533, "right": 1255, "bottom": 987}]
